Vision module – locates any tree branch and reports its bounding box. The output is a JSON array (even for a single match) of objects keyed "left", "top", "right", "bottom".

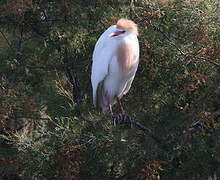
[
  {"left": 0, "top": 30, "right": 13, "bottom": 50},
  {"left": 211, "top": 109, "right": 220, "bottom": 118},
  {"left": 112, "top": 114, "right": 168, "bottom": 151},
  {"left": 113, "top": 109, "right": 220, "bottom": 151},
  {"left": 26, "top": 65, "right": 65, "bottom": 71},
  {"left": 9, "top": 116, "right": 51, "bottom": 121},
  {"left": 195, "top": 56, "right": 220, "bottom": 68},
  {"left": 132, "top": 8, "right": 220, "bottom": 68}
]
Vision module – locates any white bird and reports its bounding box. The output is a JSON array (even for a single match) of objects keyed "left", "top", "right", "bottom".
[{"left": 91, "top": 18, "right": 139, "bottom": 115}]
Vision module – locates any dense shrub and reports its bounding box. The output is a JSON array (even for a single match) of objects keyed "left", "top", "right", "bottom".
[{"left": 0, "top": 0, "right": 219, "bottom": 179}]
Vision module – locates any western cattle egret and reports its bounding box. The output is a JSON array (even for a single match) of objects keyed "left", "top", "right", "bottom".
[{"left": 91, "top": 18, "right": 139, "bottom": 115}]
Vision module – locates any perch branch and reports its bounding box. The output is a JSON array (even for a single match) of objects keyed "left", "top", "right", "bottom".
[{"left": 112, "top": 114, "right": 167, "bottom": 150}]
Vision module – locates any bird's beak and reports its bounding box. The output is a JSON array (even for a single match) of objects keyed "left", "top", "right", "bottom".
[{"left": 109, "top": 30, "right": 125, "bottom": 37}]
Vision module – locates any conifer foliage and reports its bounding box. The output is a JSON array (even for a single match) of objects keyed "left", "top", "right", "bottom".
[{"left": 0, "top": 0, "right": 220, "bottom": 179}]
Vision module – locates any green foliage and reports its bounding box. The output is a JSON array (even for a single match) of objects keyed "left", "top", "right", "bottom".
[{"left": 0, "top": 0, "right": 220, "bottom": 179}]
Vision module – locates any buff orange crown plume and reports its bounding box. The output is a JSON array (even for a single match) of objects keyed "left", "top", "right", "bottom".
[{"left": 116, "top": 18, "right": 138, "bottom": 36}]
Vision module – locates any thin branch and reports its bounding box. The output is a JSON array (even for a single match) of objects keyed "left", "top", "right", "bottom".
[
  {"left": 26, "top": 65, "right": 65, "bottom": 71},
  {"left": 132, "top": 7, "right": 220, "bottom": 68},
  {"left": 211, "top": 109, "right": 220, "bottom": 119},
  {"left": 178, "top": 110, "right": 220, "bottom": 139},
  {"left": 80, "top": 61, "right": 93, "bottom": 98},
  {"left": 80, "top": 78, "right": 91, "bottom": 98},
  {"left": 80, "top": 137, "right": 96, "bottom": 146},
  {"left": 28, "top": 22, "right": 47, "bottom": 37},
  {"left": 63, "top": 47, "right": 81, "bottom": 104},
  {"left": 195, "top": 56, "right": 220, "bottom": 68},
  {"left": 0, "top": 30, "right": 13, "bottom": 50},
  {"left": 153, "top": 26, "right": 220, "bottom": 67},
  {"left": 112, "top": 114, "right": 168, "bottom": 151},
  {"left": 153, "top": 26, "right": 185, "bottom": 56},
  {"left": 9, "top": 116, "right": 51, "bottom": 121},
  {"left": 153, "top": 27, "right": 220, "bottom": 68},
  {"left": 189, "top": 109, "right": 220, "bottom": 130},
  {"left": 112, "top": 109, "right": 220, "bottom": 151},
  {"left": 129, "top": 0, "right": 135, "bottom": 19}
]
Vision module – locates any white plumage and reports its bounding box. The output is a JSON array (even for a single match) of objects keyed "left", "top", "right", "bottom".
[{"left": 91, "top": 18, "right": 139, "bottom": 113}]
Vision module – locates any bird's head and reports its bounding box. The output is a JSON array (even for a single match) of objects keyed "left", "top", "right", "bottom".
[{"left": 109, "top": 18, "right": 138, "bottom": 38}]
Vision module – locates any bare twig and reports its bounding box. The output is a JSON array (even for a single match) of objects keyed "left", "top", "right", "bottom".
[
  {"left": 26, "top": 65, "right": 65, "bottom": 71},
  {"left": 9, "top": 116, "right": 51, "bottom": 121},
  {"left": 176, "top": 109, "right": 220, "bottom": 141},
  {"left": 111, "top": 109, "right": 220, "bottom": 151},
  {"left": 153, "top": 26, "right": 220, "bottom": 67},
  {"left": 153, "top": 26, "right": 185, "bottom": 56},
  {"left": 195, "top": 56, "right": 220, "bottom": 68},
  {"left": 80, "top": 61, "right": 92, "bottom": 98},
  {"left": 64, "top": 67, "right": 81, "bottom": 104},
  {"left": 132, "top": 7, "right": 220, "bottom": 68},
  {"left": 112, "top": 114, "right": 167, "bottom": 150},
  {"left": 62, "top": 47, "right": 81, "bottom": 104},
  {"left": 188, "top": 109, "right": 220, "bottom": 130},
  {"left": 0, "top": 30, "right": 13, "bottom": 50},
  {"left": 153, "top": 27, "right": 220, "bottom": 68},
  {"left": 211, "top": 109, "right": 220, "bottom": 119},
  {"left": 129, "top": 0, "right": 135, "bottom": 19},
  {"left": 28, "top": 22, "right": 47, "bottom": 37}
]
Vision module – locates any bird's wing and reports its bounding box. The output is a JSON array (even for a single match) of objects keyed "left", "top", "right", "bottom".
[
  {"left": 122, "top": 76, "right": 135, "bottom": 96},
  {"left": 91, "top": 25, "right": 116, "bottom": 107},
  {"left": 119, "top": 36, "right": 139, "bottom": 98},
  {"left": 120, "top": 62, "right": 138, "bottom": 98}
]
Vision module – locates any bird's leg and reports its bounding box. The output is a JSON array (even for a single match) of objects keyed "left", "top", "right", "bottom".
[
  {"left": 109, "top": 104, "right": 113, "bottom": 116},
  {"left": 115, "top": 97, "right": 133, "bottom": 127},
  {"left": 116, "top": 97, "right": 125, "bottom": 114},
  {"left": 109, "top": 104, "right": 119, "bottom": 127},
  {"left": 109, "top": 104, "right": 116, "bottom": 126}
]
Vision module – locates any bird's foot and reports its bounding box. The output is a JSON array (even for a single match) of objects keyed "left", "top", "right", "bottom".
[
  {"left": 111, "top": 113, "right": 133, "bottom": 128},
  {"left": 111, "top": 113, "right": 122, "bottom": 127}
]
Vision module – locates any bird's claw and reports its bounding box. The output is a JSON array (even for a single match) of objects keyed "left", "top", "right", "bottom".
[
  {"left": 111, "top": 113, "right": 133, "bottom": 128},
  {"left": 111, "top": 114, "right": 119, "bottom": 127}
]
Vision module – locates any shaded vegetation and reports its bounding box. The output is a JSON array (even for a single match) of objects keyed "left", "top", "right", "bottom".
[{"left": 0, "top": 0, "right": 220, "bottom": 179}]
